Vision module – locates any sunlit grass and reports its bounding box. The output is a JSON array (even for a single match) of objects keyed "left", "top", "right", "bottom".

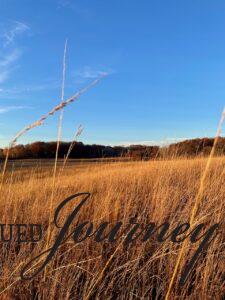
[{"left": 0, "top": 157, "right": 224, "bottom": 299}]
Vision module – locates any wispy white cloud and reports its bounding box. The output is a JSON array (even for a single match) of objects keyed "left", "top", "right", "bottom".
[
  {"left": 0, "top": 21, "right": 29, "bottom": 85},
  {"left": 0, "top": 49, "right": 21, "bottom": 68},
  {"left": 57, "top": 1, "right": 94, "bottom": 20},
  {"left": 0, "top": 70, "right": 10, "bottom": 84},
  {"left": 76, "top": 66, "right": 110, "bottom": 79},
  {"left": 17, "top": 80, "right": 60, "bottom": 93},
  {"left": 1, "top": 21, "right": 29, "bottom": 47},
  {"left": 0, "top": 78, "right": 60, "bottom": 99},
  {"left": 0, "top": 49, "right": 21, "bottom": 84},
  {"left": 0, "top": 105, "right": 28, "bottom": 114}
]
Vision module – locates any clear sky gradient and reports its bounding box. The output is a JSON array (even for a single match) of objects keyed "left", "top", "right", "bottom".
[{"left": 0, "top": 0, "right": 225, "bottom": 147}]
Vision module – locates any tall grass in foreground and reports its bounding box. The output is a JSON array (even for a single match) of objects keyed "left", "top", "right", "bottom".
[
  {"left": 46, "top": 39, "right": 68, "bottom": 263},
  {"left": 165, "top": 108, "right": 225, "bottom": 299},
  {"left": 0, "top": 157, "right": 224, "bottom": 299}
]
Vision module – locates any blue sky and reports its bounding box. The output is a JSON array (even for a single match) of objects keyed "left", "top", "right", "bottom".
[{"left": 0, "top": 0, "right": 225, "bottom": 147}]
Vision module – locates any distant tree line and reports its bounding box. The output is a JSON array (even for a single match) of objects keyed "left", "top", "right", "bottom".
[
  {"left": 0, "top": 141, "right": 159, "bottom": 160},
  {"left": 160, "top": 137, "right": 225, "bottom": 158},
  {"left": 0, "top": 137, "right": 225, "bottom": 160}
]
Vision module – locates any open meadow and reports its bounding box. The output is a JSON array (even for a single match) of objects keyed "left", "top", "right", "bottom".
[{"left": 0, "top": 157, "right": 224, "bottom": 299}]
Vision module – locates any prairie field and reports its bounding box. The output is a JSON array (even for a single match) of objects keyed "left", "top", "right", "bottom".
[{"left": 0, "top": 157, "right": 225, "bottom": 299}]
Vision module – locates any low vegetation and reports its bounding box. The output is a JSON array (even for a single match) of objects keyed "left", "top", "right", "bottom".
[{"left": 0, "top": 157, "right": 224, "bottom": 299}]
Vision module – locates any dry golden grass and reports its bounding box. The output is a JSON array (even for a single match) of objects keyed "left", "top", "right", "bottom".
[{"left": 0, "top": 157, "right": 224, "bottom": 299}]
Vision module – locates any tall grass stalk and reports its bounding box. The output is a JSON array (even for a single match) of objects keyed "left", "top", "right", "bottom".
[
  {"left": 0, "top": 60, "right": 106, "bottom": 195},
  {"left": 165, "top": 107, "right": 225, "bottom": 299},
  {"left": 45, "top": 40, "right": 68, "bottom": 263},
  {"left": 62, "top": 124, "right": 84, "bottom": 170},
  {"left": 7, "top": 75, "right": 106, "bottom": 148}
]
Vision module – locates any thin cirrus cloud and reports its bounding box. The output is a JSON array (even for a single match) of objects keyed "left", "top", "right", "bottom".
[
  {"left": 0, "top": 21, "right": 29, "bottom": 85},
  {"left": 0, "top": 79, "right": 61, "bottom": 100},
  {"left": 1, "top": 20, "right": 30, "bottom": 47},
  {"left": 0, "top": 70, "right": 10, "bottom": 84},
  {"left": 74, "top": 66, "right": 113, "bottom": 81},
  {"left": 0, "top": 49, "right": 21, "bottom": 68},
  {"left": 0, "top": 105, "right": 28, "bottom": 114},
  {"left": 57, "top": 0, "right": 94, "bottom": 20},
  {"left": 0, "top": 49, "right": 21, "bottom": 83}
]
